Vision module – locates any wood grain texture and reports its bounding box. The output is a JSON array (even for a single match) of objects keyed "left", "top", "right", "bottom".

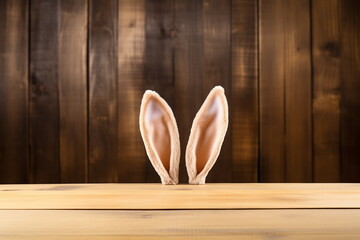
[
  {"left": 59, "top": 0, "right": 88, "bottom": 183},
  {"left": 340, "top": 0, "right": 360, "bottom": 182},
  {"left": 1, "top": 183, "right": 360, "bottom": 209},
  {"left": 231, "top": 0, "right": 258, "bottom": 182},
  {"left": 1, "top": 210, "right": 360, "bottom": 239},
  {"left": 203, "top": 0, "right": 232, "bottom": 182},
  {"left": 0, "top": 236, "right": 359, "bottom": 240},
  {"left": 260, "top": 0, "right": 312, "bottom": 182},
  {"left": 1, "top": 0, "right": 360, "bottom": 184},
  {"left": 30, "top": 0, "right": 60, "bottom": 183},
  {"left": 283, "top": 0, "right": 312, "bottom": 183},
  {"left": 117, "top": 0, "right": 146, "bottom": 182},
  {"left": 144, "top": 0, "right": 175, "bottom": 183},
  {"left": 0, "top": 0, "right": 29, "bottom": 183},
  {"left": 312, "top": 0, "right": 341, "bottom": 182},
  {"left": 89, "top": 0, "right": 119, "bottom": 182},
  {"left": 259, "top": 0, "right": 286, "bottom": 182},
  {"left": 173, "top": 0, "right": 204, "bottom": 183}
]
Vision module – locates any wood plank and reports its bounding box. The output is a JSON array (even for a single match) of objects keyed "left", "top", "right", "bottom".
[
  {"left": 0, "top": 183, "right": 360, "bottom": 209},
  {"left": 231, "top": 0, "right": 258, "bottom": 182},
  {"left": 144, "top": 0, "right": 175, "bottom": 183},
  {"left": 59, "top": 0, "right": 88, "bottom": 183},
  {"left": 1, "top": 236, "right": 359, "bottom": 240},
  {"left": 30, "top": 0, "right": 60, "bottom": 183},
  {"left": 260, "top": 0, "right": 312, "bottom": 182},
  {"left": 0, "top": 0, "right": 29, "bottom": 183},
  {"left": 0, "top": 210, "right": 360, "bottom": 239},
  {"left": 259, "top": 0, "right": 286, "bottom": 182},
  {"left": 173, "top": 0, "right": 204, "bottom": 183},
  {"left": 117, "top": 0, "right": 146, "bottom": 183},
  {"left": 340, "top": 0, "right": 360, "bottom": 182},
  {"left": 312, "top": 0, "right": 341, "bottom": 182},
  {"left": 202, "top": 0, "right": 232, "bottom": 182},
  {"left": 89, "top": 0, "right": 119, "bottom": 182},
  {"left": 283, "top": 0, "right": 312, "bottom": 182}
]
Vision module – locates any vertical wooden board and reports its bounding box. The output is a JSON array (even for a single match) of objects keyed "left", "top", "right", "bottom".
[
  {"left": 340, "top": 0, "right": 360, "bottom": 182},
  {"left": 284, "top": 0, "right": 312, "bottom": 182},
  {"left": 30, "top": 0, "right": 60, "bottom": 183},
  {"left": 173, "top": 0, "right": 204, "bottom": 183},
  {"left": 89, "top": 0, "right": 119, "bottom": 182},
  {"left": 144, "top": 0, "right": 175, "bottom": 182},
  {"left": 231, "top": 0, "right": 258, "bottom": 182},
  {"left": 0, "top": 0, "right": 29, "bottom": 183},
  {"left": 117, "top": 0, "right": 146, "bottom": 182},
  {"left": 312, "top": 0, "right": 341, "bottom": 182},
  {"left": 202, "top": 0, "right": 232, "bottom": 182},
  {"left": 259, "top": 0, "right": 286, "bottom": 182},
  {"left": 59, "top": 0, "right": 88, "bottom": 183}
]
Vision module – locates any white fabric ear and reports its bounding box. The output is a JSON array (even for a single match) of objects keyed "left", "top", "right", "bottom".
[
  {"left": 139, "top": 90, "right": 180, "bottom": 185},
  {"left": 185, "top": 86, "right": 229, "bottom": 184}
]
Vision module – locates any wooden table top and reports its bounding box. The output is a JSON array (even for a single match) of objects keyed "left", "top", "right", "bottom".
[
  {"left": 1, "top": 183, "right": 360, "bottom": 239},
  {"left": 1, "top": 183, "right": 360, "bottom": 209}
]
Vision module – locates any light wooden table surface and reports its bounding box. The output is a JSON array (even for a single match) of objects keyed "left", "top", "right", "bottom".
[{"left": 1, "top": 183, "right": 360, "bottom": 239}]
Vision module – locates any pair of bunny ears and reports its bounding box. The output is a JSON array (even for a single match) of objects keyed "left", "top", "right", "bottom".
[{"left": 139, "top": 86, "right": 228, "bottom": 185}]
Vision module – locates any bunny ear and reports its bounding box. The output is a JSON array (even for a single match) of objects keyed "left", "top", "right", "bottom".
[
  {"left": 139, "top": 90, "right": 180, "bottom": 185},
  {"left": 185, "top": 86, "right": 229, "bottom": 184}
]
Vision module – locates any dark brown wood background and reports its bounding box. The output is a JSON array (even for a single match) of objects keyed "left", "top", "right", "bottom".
[{"left": 1, "top": 0, "right": 359, "bottom": 184}]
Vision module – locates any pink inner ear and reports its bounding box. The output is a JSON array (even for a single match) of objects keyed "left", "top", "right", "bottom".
[
  {"left": 144, "top": 98, "right": 171, "bottom": 171},
  {"left": 195, "top": 96, "right": 223, "bottom": 174}
]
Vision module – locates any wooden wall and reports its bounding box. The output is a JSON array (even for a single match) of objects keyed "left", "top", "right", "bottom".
[{"left": 0, "top": 0, "right": 359, "bottom": 184}]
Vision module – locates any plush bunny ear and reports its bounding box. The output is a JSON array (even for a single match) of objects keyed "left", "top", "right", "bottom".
[
  {"left": 139, "top": 90, "right": 180, "bottom": 185},
  {"left": 185, "top": 86, "right": 229, "bottom": 184}
]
